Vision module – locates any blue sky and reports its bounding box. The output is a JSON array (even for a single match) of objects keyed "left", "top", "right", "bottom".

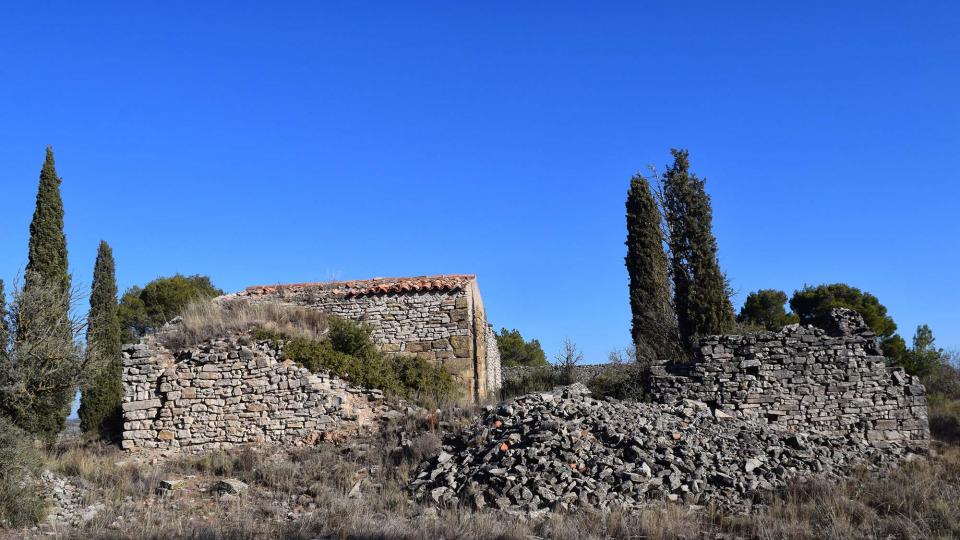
[{"left": 1, "top": 2, "right": 958, "bottom": 365}]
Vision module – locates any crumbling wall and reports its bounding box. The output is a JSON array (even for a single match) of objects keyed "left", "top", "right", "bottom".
[
  {"left": 121, "top": 335, "right": 387, "bottom": 452},
  {"left": 236, "top": 276, "right": 502, "bottom": 400},
  {"left": 649, "top": 309, "right": 929, "bottom": 451}
]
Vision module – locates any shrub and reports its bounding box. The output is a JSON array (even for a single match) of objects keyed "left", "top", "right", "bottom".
[
  {"left": 119, "top": 274, "right": 223, "bottom": 342},
  {"left": 0, "top": 416, "right": 47, "bottom": 527},
  {"left": 500, "top": 366, "right": 567, "bottom": 399},
  {"left": 266, "top": 317, "right": 460, "bottom": 405}
]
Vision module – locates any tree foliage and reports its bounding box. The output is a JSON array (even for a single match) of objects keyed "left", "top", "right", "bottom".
[
  {"left": 79, "top": 241, "right": 123, "bottom": 441},
  {"left": 738, "top": 289, "right": 799, "bottom": 331},
  {"left": 789, "top": 283, "right": 905, "bottom": 362},
  {"left": 119, "top": 274, "right": 223, "bottom": 342},
  {"left": 24, "top": 147, "right": 70, "bottom": 301},
  {"left": 495, "top": 328, "right": 548, "bottom": 367},
  {"left": 789, "top": 283, "right": 897, "bottom": 338},
  {"left": 0, "top": 275, "right": 81, "bottom": 440},
  {"left": 661, "top": 149, "right": 735, "bottom": 349},
  {"left": 625, "top": 174, "right": 681, "bottom": 361},
  {"left": 2, "top": 148, "right": 78, "bottom": 440},
  {"left": 898, "top": 324, "right": 945, "bottom": 378}
]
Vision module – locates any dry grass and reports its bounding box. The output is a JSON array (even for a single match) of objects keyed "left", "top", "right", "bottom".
[
  {"left": 12, "top": 419, "right": 951, "bottom": 540},
  {"left": 158, "top": 299, "right": 328, "bottom": 351}
]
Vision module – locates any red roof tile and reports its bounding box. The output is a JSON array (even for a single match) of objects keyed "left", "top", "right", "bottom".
[{"left": 242, "top": 274, "right": 476, "bottom": 298}]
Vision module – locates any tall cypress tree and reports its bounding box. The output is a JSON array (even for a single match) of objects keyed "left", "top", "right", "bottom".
[
  {"left": 662, "top": 149, "right": 735, "bottom": 350},
  {"left": 625, "top": 174, "right": 680, "bottom": 362},
  {"left": 12, "top": 147, "right": 76, "bottom": 438},
  {"left": 25, "top": 147, "right": 71, "bottom": 299},
  {"left": 79, "top": 242, "right": 123, "bottom": 440}
]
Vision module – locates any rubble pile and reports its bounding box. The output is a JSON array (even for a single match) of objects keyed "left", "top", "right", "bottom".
[{"left": 412, "top": 384, "right": 917, "bottom": 514}]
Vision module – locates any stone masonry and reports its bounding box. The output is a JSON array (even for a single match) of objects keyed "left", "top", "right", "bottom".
[
  {"left": 236, "top": 275, "right": 502, "bottom": 402},
  {"left": 649, "top": 308, "right": 929, "bottom": 451},
  {"left": 121, "top": 334, "right": 388, "bottom": 451}
]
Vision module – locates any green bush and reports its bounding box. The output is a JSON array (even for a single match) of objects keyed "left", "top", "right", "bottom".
[
  {"left": 0, "top": 416, "right": 47, "bottom": 527},
  {"left": 258, "top": 317, "right": 460, "bottom": 406},
  {"left": 119, "top": 274, "right": 223, "bottom": 342}
]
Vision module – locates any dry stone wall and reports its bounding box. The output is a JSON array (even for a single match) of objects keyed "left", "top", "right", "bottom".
[
  {"left": 121, "top": 335, "right": 388, "bottom": 452},
  {"left": 649, "top": 309, "right": 929, "bottom": 451},
  {"left": 236, "top": 276, "right": 502, "bottom": 401}
]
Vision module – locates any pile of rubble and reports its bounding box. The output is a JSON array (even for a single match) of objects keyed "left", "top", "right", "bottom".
[
  {"left": 412, "top": 384, "right": 919, "bottom": 514},
  {"left": 38, "top": 470, "right": 103, "bottom": 528}
]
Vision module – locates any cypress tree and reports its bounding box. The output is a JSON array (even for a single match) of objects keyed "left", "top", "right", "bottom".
[
  {"left": 25, "top": 147, "right": 71, "bottom": 299},
  {"left": 79, "top": 242, "right": 123, "bottom": 440},
  {"left": 0, "top": 280, "right": 9, "bottom": 412},
  {"left": 662, "top": 149, "right": 735, "bottom": 350},
  {"left": 625, "top": 174, "right": 680, "bottom": 362},
  {"left": 11, "top": 147, "right": 76, "bottom": 438}
]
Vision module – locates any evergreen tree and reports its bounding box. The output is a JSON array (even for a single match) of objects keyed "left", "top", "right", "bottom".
[
  {"left": 662, "top": 149, "right": 735, "bottom": 350},
  {"left": 79, "top": 242, "right": 123, "bottom": 440},
  {"left": 738, "top": 289, "right": 799, "bottom": 331},
  {"left": 625, "top": 174, "right": 680, "bottom": 361},
  {"left": 25, "top": 147, "right": 71, "bottom": 299},
  {"left": 0, "top": 280, "right": 8, "bottom": 358},
  {"left": 9, "top": 147, "right": 77, "bottom": 439},
  {"left": 495, "top": 328, "right": 548, "bottom": 367}
]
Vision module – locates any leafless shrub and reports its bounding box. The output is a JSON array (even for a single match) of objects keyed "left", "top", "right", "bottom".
[
  {"left": 554, "top": 338, "right": 582, "bottom": 385},
  {"left": 158, "top": 298, "right": 328, "bottom": 351}
]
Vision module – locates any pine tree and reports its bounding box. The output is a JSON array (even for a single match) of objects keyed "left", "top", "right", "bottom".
[
  {"left": 662, "top": 149, "right": 735, "bottom": 350},
  {"left": 625, "top": 174, "right": 680, "bottom": 362},
  {"left": 79, "top": 242, "right": 123, "bottom": 441},
  {"left": 10, "top": 147, "right": 77, "bottom": 439}
]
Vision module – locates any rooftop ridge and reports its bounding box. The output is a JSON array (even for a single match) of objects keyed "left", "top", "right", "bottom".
[{"left": 241, "top": 274, "right": 477, "bottom": 297}]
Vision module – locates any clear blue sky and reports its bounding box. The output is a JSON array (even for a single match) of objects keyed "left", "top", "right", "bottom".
[{"left": 2, "top": 2, "right": 958, "bottom": 365}]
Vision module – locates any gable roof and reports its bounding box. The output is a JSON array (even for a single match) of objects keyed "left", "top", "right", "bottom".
[{"left": 242, "top": 274, "right": 476, "bottom": 298}]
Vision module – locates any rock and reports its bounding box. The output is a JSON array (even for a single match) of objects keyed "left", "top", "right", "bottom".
[
  {"left": 211, "top": 479, "right": 248, "bottom": 495},
  {"left": 411, "top": 384, "right": 920, "bottom": 515}
]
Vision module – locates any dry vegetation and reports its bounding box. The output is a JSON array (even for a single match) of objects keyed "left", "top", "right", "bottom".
[
  {"left": 2, "top": 402, "right": 954, "bottom": 540},
  {"left": 158, "top": 299, "right": 329, "bottom": 351}
]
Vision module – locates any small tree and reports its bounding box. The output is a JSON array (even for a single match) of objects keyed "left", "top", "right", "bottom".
[
  {"left": 737, "top": 289, "right": 799, "bottom": 331},
  {"left": 625, "top": 174, "right": 681, "bottom": 362},
  {"left": 899, "top": 324, "right": 945, "bottom": 378},
  {"left": 79, "top": 241, "right": 123, "bottom": 441},
  {"left": 119, "top": 274, "right": 223, "bottom": 342},
  {"left": 495, "top": 328, "right": 548, "bottom": 367},
  {"left": 555, "top": 338, "right": 583, "bottom": 385}
]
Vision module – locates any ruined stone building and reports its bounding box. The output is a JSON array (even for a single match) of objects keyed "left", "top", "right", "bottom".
[
  {"left": 120, "top": 274, "right": 503, "bottom": 451},
  {"left": 649, "top": 308, "right": 929, "bottom": 451},
  {"left": 237, "top": 274, "right": 502, "bottom": 401}
]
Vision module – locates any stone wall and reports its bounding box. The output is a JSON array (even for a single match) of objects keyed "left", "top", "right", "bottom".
[
  {"left": 237, "top": 275, "right": 502, "bottom": 401},
  {"left": 121, "top": 335, "right": 388, "bottom": 452},
  {"left": 649, "top": 309, "right": 929, "bottom": 451}
]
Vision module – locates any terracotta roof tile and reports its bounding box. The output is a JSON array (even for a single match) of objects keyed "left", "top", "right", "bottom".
[{"left": 242, "top": 274, "right": 476, "bottom": 298}]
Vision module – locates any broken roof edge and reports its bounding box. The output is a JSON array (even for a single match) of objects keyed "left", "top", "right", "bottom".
[{"left": 240, "top": 274, "right": 478, "bottom": 298}]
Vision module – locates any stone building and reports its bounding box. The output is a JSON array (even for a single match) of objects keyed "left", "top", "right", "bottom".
[{"left": 236, "top": 274, "right": 502, "bottom": 402}]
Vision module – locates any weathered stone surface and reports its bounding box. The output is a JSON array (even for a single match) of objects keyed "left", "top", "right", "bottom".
[
  {"left": 649, "top": 309, "right": 929, "bottom": 451},
  {"left": 212, "top": 479, "right": 248, "bottom": 495},
  {"left": 412, "top": 383, "right": 925, "bottom": 515},
  {"left": 233, "top": 276, "right": 502, "bottom": 400},
  {"left": 120, "top": 335, "right": 394, "bottom": 452}
]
